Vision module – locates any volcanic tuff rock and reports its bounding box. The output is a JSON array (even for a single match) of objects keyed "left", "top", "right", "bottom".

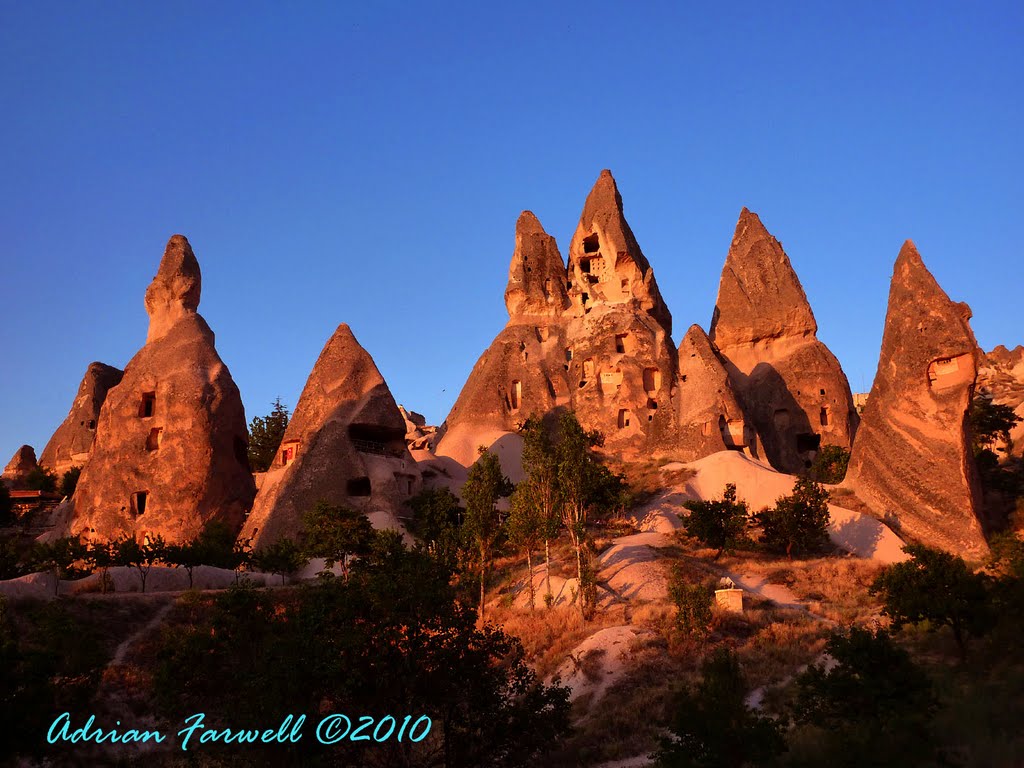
[
  {"left": 675, "top": 325, "right": 757, "bottom": 460},
  {"left": 39, "top": 362, "right": 123, "bottom": 476},
  {"left": 439, "top": 170, "right": 736, "bottom": 468},
  {"left": 710, "top": 208, "right": 858, "bottom": 473},
  {"left": 2, "top": 445, "right": 39, "bottom": 490},
  {"left": 846, "top": 241, "right": 987, "bottom": 558},
  {"left": 69, "top": 235, "right": 256, "bottom": 543},
  {"left": 240, "top": 324, "right": 419, "bottom": 549},
  {"left": 977, "top": 345, "right": 1024, "bottom": 454}
]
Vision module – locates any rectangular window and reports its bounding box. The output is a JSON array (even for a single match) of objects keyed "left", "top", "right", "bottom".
[
  {"left": 130, "top": 491, "right": 148, "bottom": 517},
  {"left": 139, "top": 392, "right": 156, "bottom": 418}
]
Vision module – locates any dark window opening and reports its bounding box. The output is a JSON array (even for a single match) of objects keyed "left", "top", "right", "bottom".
[
  {"left": 581, "top": 292, "right": 589, "bottom": 305},
  {"left": 87, "top": 419, "right": 96, "bottom": 430},
  {"left": 583, "top": 233, "right": 600, "bottom": 253},
  {"left": 347, "top": 477, "right": 372, "bottom": 496},
  {"left": 578, "top": 380, "right": 587, "bottom": 388},
  {"left": 796, "top": 433, "right": 821, "bottom": 453},
  {"left": 139, "top": 392, "right": 156, "bottom": 418},
  {"left": 615, "top": 333, "right": 627, "bottom": 354},
  {"left": 580, "top": 259, "right": 591, "bottom": 274},
  {"left": 617, "top": 409, "right": 630, "bottom": 429},
  {"left": 145, "top": 428, "right": 162, "bottom": 452},
  {"left": 648, "top": 398, "right": 658, "bottom": 410},
  {"left": 565, "top": 348, "right": 573, "bottom": 361},
  {"left": 130, "top": 491, "right": 148, "bottom": 517},
  {"left": 566, "top": 280, "right": 572, "bottom": 291},
  {"left": 681, "top": 375, "right": 688, "bottom": 383},
  {"left": 819, "top": 407, "right": 830, "bottom": 427},
  {"left": 621, "top": 278, "right": 628, "bottom": 291},
  {"left": 819, "top": 388, "right": 826, "bottom": 395}
]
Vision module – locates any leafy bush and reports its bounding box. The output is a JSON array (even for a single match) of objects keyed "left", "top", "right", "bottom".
[
  {"left": 59, "top": 466, "right": 81, "bottom": 498},
  {"left": 807, "top": 445, "right": 850, "bottom": 484},
  {"left": 667, "top": 567, "right": 713, "bottom": 636},
  {"left": 683, "top": 483, "right": 749, "bottom": 558},
  {"left": 756, "top": 478, "right": 831, "bottom": 558},
  {"left": 24, "top": 466, "right": 57, "bottom": 493}
]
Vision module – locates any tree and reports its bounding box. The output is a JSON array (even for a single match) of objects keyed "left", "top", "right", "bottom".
[
  {"left": 409, "top": 487, "right": 463, "bottom": 567},
  {"left": 30, "top": 536, "right": 88, "bottom": 595},
  {"left": 86, "top": 539, "right": 116, "bottom": 593},
  {"left": 302, "top": 501, "right": 374, "bottom": 580},
  {"left": 668, "top": 568, "right": 713, "bottom": 637},
  {"left": 970, "top": 393, "right": 1021, "bottom": 452},
  {"left": 153, "top": 538, "right": 571, "bottom": 768},
  {"left": 807, "top": 445, "right": 850, "bottom": 484},
  {"left": 870, "top": 544, "right": 994, "bottom": 660},
  {"left": 756, "top": 477, "right": 831, "bottom": 558},
  {"left": 683, "top": 483, "right": 749, "bottom": 559},
  {"left": 58, "top": 466, "right": 81, "bottom": 498},
  {"left": 462, "top": 448, "right": 513, "bottom": 620},
  {"left": 654, "top": 648, "right": 786, "bottom": 767},
  {"left": 791, "top": 626, "right": 938, "bottom": 767},
  {"left": 163, "top": 539, "right": 205, "bottom": 589},
  {"left": 555, "top": 412, "right": 608, "bottom": 619},
  {"left": 247, "top": 397, "right": 290, "bottom": 472},
  {"left": 24, "top": 466, "right": 57, "bottom": 493},
  {"left": 253, "top": 538, "right": 308, "bottom": 585},
  {"left": 507, "top": 482, "right": 543, "bottom": 610},
  {"left": 518, "top": 416, "right": 563, "bottom": 607},
  {"left": 112, "top": 535, "right": 166, "bottom": 593}
]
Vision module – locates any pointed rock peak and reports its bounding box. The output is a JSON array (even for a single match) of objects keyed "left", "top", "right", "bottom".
[
  {"left": 144, "top": 234, "right": 203, "bottom": 342},
  {"left": 710, "top": 208, "right": 816, "bottom": 348},
  {"left": 5, "top": 445, "right": 37, "bottom": 472},
  {"left": 567, "top": 170, "right": 672, "bottom": 333},
  {"left": 505, "top": 210, "right": 569, "bottom": 319}
]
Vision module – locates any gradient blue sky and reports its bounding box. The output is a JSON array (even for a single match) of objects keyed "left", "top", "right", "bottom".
[{"left": 2, "top": 2, "right": 1022, "bottom": 464}]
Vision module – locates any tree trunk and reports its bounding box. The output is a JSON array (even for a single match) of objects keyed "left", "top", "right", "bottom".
[
  {"left": 544, "top": 538, "right": 553, "bottom": 607},
  {"left": 575, "top": 539, "right": 585, "bottom": 620},
  {"left": 526, "top": 547, "right": 535, "bottom": 610},
  {"left": 479, "top": 563, "right": 486, "bottom": 622}
]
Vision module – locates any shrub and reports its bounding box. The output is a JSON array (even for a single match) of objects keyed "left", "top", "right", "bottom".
[
  {"left": 756, "top": 478, "right": 831, "bottom": 558},
  {"left": 683, "top": 483, "right": 749, "bottom": 558},
  {"left": 807, "top": 445, "right": 850, "bottom": 484}
]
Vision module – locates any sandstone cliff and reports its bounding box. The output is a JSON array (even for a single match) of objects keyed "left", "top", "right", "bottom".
[{"left": 39, "top": 362, "right": 123, "bottom": 476}]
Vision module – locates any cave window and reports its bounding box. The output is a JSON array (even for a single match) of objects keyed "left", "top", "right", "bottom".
[
  {"left": 621, "top": 278, "right": 629, "bottom": 292},
  {"left": 681, "top": 375, "right": 688, "bottom": 383},
  {"left": 87, "top": 419, "right": 96, "bottom": 430},
  {"left": 536, "top": 326, "right": 549, "bottom": 342},
  {"left": 510, "top": 380, "right": 522, "bottom": 411},
  {"left": 281, "top": 441, "right": 299, "bottom": 466},
  {"left": 565, "top": 348, "right": 573, "bottom": 361},
  {"left": 819, "top": 406, "right": 830, "bottom": 427},
  {"left": 648, "top": 398, "right": 658, "bottom": 410},
  {"left": 643, "top": 367, "right": 662, "bottom": 393},
  {"left": 617, "top": 409, "right": 631, "bottom": 429},
  {"left": 796, "top": 433, "right": 821, "bottom": 453},
  {"left": 139, "top": 392, "right": 156, "bottom": 418},
  {"left": 583, "top": 233, "right": 600, "bottom": 254},
  {"left": 130, "top": 491, "right": 148, "bottom": 518},
  {"left": 581, "top": 292, "right": 589, "bottom": 305},
  {"left": 580, "top": 259, "right": 591, "bottom": 274},
  {"left": 615, "top": 333, "right": 628, "bottom": 354},
  {"left": 347, "top": 477, "right": 372, "bottom": 497},
  {"left": 543, "top": 278, "right": 551, "bottom": 295},
  {"left": 819, "top": 388, "right": 826, "bottom": 395},
  {"left": 145, "top": 428, "right": 162, "bottom": 452},
  {"left": 566, "top": 280, "right": 572, "bottom": 291}
]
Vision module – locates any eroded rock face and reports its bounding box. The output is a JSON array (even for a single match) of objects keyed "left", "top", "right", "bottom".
[
  {"left": 240, "top": 324, "right": 419, "bottom": 549},
  {"left": 439, "top": 170, "right": 731, "bottom": 468},
  {"left": 710, "top": 208, "right": 858, "bottom": 473},
  {"left": 977, "top": 345, "right": 1024, "bottom": 454},
  {"left": 39, "top": 363, "right": 123, "bottom": 476},
  {"left": 676, "top": 325, "right": 757, "bottom": 460},
  {"left": 2, "top": 445, "right": 39, "bottom": 489},
  {"left": 846, "top": 241, "right": 987, "bottom": 558},
  {"left": 69, "top": 236, "right": 255, "bottom": 543}
]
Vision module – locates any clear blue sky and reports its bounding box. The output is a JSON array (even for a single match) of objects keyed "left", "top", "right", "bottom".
[{"left": 2, "top": 1, "right": 1022, "bottom": 465}]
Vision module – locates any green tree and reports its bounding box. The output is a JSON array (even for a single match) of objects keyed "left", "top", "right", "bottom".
[
  {"left": 112, "top": 535, "right": 166, "bottom": 593},
  {"left": 30, "top": 536, "right": 89, "bottom": 595},
  {"left": 253, "top": 538, "right": 308, "bottom": 585},
  {"left": 870, "top": 544, "right": 994, "bottom": 660},
  {"left": 668, "top": 569, "right": 714, "bottom": 637},
  {"left": 24, "top": 466, "right": 57, "bottom": 493},
  {"left": 58, "top": 466, "right": 81, "bottom": 498},
  {"left": 654, "top": 648, "right": 786, "bottom": 767},
  {"left": 163, "top": 539, "right": 205, "bottom": 589},
  {"left": 683, "top": 483, "right": 749, "bottom": 559},
  {"left": 970, "top": 393, "right": 1021, "bottom": 452},
  {"left": 507, "top": 482, "right": 543, "bottom": 610},
  {"left": 462, "top": 448, "right": 514, "bottom": 620},
  {"left": 791, "top": 626, "right": 938, "bottom": 767},
  {"left": 807, "top": 445, "right": 850, "bottom": 484},
  {"left": 555, "top": 412, "right": 608, "bottom": 619},
  {"left": 518, "top": 415, "right": 563, "bottom": 607},
  {"left": 756, "top": 477, "right": 831, "bottom": 558},
  {"left": 247, "top": 397, "right": 290, "bottom": 471},
  {"left": 302, "top": 501, "right": 374, "bottom": 580},
  {"left": 86, "top": 539, "right": 116, "bottom": 593},
  {"left": 409, "top": 486, "right": 463, "bottom": 567}
]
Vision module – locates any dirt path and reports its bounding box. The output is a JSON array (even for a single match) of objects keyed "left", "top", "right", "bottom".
[{"left": 108, "top": 598, "right": 176, "bottom": 666}]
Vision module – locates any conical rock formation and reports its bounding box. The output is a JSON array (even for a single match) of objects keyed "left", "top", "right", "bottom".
[
  {"left": 40, "top": 362, "right": 123, "bottom": 476},
  {"left": 710, "top": 209, "right": 858, "bottom": 473},
  {"left": 69, "top": 236, "right": 255, "bottom": 543},
  {"left": 240, "top": 324, "right": 419, "bottom": 549},
  {"left": 846, "top": 241, "right": 987, "bottom": 558},
  {"left": 2, "top": 445, "right": 39, "bottom": 490}
]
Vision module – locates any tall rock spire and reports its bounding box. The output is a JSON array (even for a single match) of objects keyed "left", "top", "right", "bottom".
[
  {"left": 847, "top": 241, "right": 987, "bottom": 557},
  {"left": 504, "top": 211, "right": 570, "bottom": 319},
  {"left": 69, "top": 235, "right": 255, "bottom": 543},
  {"left": 566, "top": 170, "right": 672, "bottom": 334},
  {"left": 710, "top": 209, "right": 858, "bottom": 473}
]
